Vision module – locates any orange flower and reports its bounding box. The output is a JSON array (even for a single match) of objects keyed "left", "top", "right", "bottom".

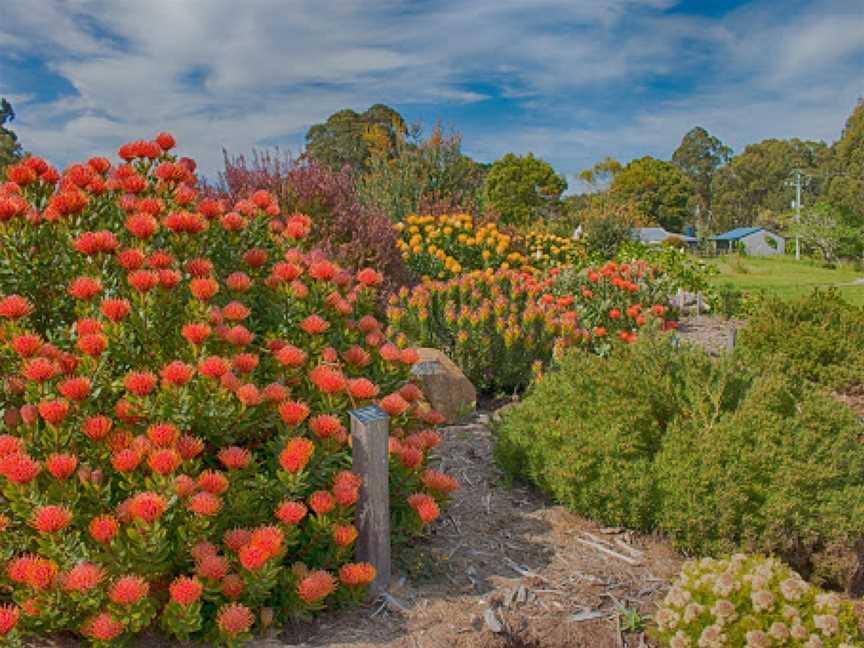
[
  {"left": 168, "top": 576, "right": 203, "bottom": 605},
  {"left": 0, "top": 295, "right": 33, "bottom": 319},
  {"left": 218, "top": 446, "right": 251, "bottom": 470},
  {"left": 124, "top": 371, "right": 157, "bottom": 396},
  {"left": 279, "top": 437, "right": 315, "bottom": 473},
  {"left": 407, "top": 493, "right": 440, "bottom": 524},
  {"left": 0, "top": 604, "right": 20, "bottom": 636},
  {"left": 196, "top": 554, "right": 229, "bottom": 581},
  {"left": 83, "top": 612, "right": 124, "bottom": 641},
  {"left": 297, "top": 570, "right": 337, "bottom": 604},
  {"left": 188, "top": 492, "right": 222, "bottom": 517},
  {"left": 109, "top": 575, "right": 149, "bottom": 605},
  {"left": 181, "top": 322, "right": 211, "bottom": 345},
  {"left": 88, "top": 515, "right": 119, "bottom": 543},
  {"left": 216, "top": 603, "right": 255, "bottom": 637},
  {"left": 32, "top": 505, "right": 72, "bottom": 534},
  {"left": 275, "top": 344, "right": 308, "bottom": 367},
  {"left": 332, "top": 524, "right": 358, "bottom": 547},
  {"left": 100, "top": 298, "right": 131, "bottom": 321},
  {"left": 339, "top": 562, "right": 376, "bottom": 587},
  {"left": 309, "top": 365, "right": 346, "bottom": 394},
  {"left": 309, "top": 414, "right": 344, "bottom": 440},
  {"left": 308, "top": 490, "right": 335, "bottom": 516},
  {"left": 221, "top": 574, "right": 244, "bottom": 599},
  {"left": 223, "top": 528, "right": 252, "bottom": 552},
  {"left": 275, "top": 500, "right": 308, "bottom": 525},
  {"left": 421, "top": 468, "right": 459, "bottom": 494},
  {"left": 300, "top": 314, "right": 329, "bottom": 335},
  {"left": 45, "top": 453, "right": 78, "bottom": 480},
  {"left": 62, "top": 562, "right": 104, "bottom": 592},
  {"left": 278, "top": 400, "right": 310, "bottom": 427},
  {"left": 127, "top": 492, "right": 166, "bottom": 524},
  {"left": 160, "top": 361, "right": 194, "bottom": 386}
]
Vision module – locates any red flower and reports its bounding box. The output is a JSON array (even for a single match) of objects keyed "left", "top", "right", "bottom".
[
  {"left": 222, "top": 301, "right": 251, "bottom": 321},
  {"left": 332, "top": 523, "right": 358, "bottom": 547},
  {"left": 83, "top": 415, "right": 113, "bottom": 441},
  {"left": 181, "top": 322, "right": 211, "bottom": 345},
  {"left": 169, "top": 576, "right": 203, "bottom": 606},
  {"left": 308, "top": 490, "right": 335, "bottom": 516},
  {"left": 100, "top": 298, "right": 131, "bottom": 321},
  {"left": 11, "top": 334, "right": 42, "bottom": 357},
  {"left": 109, "top": 575, "right": 149, "bottom": 605},
  {"left": 77, "top": 333, "right": 107, "bottom": 357},
  {"left": 378, "top": 343, "right": 400, "bottom": 361},
  {"left": 197, "top": 470, "right": 229, "bottom": 495},
  {"left": 38, "top": 399, "right": 69, "bottom": 425},
  {"left": 309, "top": 414, "right": 344, "bottom": 440},
  {"left": 58, "top": 377, "right": 90, "bottom": 401},
  {"left": 185, "top": 257, "right": 213, "bottom": 277},
  {"left": 190, "top": 541, "right": 218, "bottom": 561},
  {"left": 0, "top": 295, "right": 33, "bottom": 319},
  {"left": 297, "top": 570, "right": 336, "bottom": 604},
  {"left": 187, "top": 492, "right": 222, "bottom": 517},
  {"left": 148, "top": 449, "right": 181, "bottom": 475},
  {"left": 275, "top": 500, "right": 307, "bottom": 525},
  {"left": 68, "top": 276, "right": 102, "bottom": 300},
  {"left": 74, "top": 317, "right": 102, "bottom": 336},
  {"left": 7, "top": 555, "right": 57, "bottom": 589},
  {"left": 0, "top": 453, "right": 41, "bottom": 484},
  {"left": 226, "top": 272, "right": 252, "bottom": 292},
  {"left": 593, "top": 326, "right": 607, "bottom": 338},
  {"left": 62, "top": 562, "right": 104, "bottom": 592},
  {"left": 357, "top": 315, "right": 380, "bottom": 333},
  {"left": 23, "top": 357, "right": 60, "bottom": 383},
  {"left": 278, "top": 400, "right": 310, "bottom": 427},
  {"left": 83, "top": 612, "right": 124, "bottom": 641},
  {"left": 279, "top": 437, "right": 314, "bottom": 473},
  {"left": 407, "top": 493, "right": 440, "bottom": 524},
  {"left": 343, "top": 344, "right": 371, "bottom": 367},
  {"left": 421, "top": 468, "right": 459, "bottom": 494},
  {"left": 340, "top": 562, "right": 376, "bottom": 587},
  {"left": 112, "top": 449, "right": 142, "bottom": 473},
  {"left": 399, "top": 446, "right": 423, "bottom": 470},
  {"left": 223, "top": 325, "right": 254, "bottom": 346},
  {"left": 399, "top": 383, "right": 423, "bottom": 402},
  {"left": 275, "top": 344, "right": 307, "bottom": 368},
  {"left": 221, "top": 574, "right": 244, "bottom": 599},
  {"left": 196, "top": 554, "right": 229, "bottom": 581},
  {"left": 308, "top": 260, "right": 338, "bottom": 282},
  {"left": 145, "top": 422, "right": 179, "bottom": 447},
  {"left": 0, "top": 604, "right": 20, "bottom": 636},
  {"left": 160, "top": 360, "right": 194, "bottom": 386},
  {"left": 333, "top": 482, "right": 359, "bottom": 507},
  {"left": 357, "top": 267, "right": 382, "bottom": 286},
  {"left": 156, "top": 131, "right": 176, "bottom": 150},
  {"left": 32, "top": 505, "right": 73, "bottom": 534},
  {"left": 218, "top": 446, "right": 251, "bottom": 470},
  {"left": 238, "top": 543, "right": 269, "bottom": 571},
  {"left": 223, "top": 528, "right": 252, "bottom": 552},
  {"left": 309, "top": 365, "right": 346, "bottom": 394},
  {"left": 216, "top": 603, "right": 254, "bottom": 637},
  {"left": 124, "top": 371, "right": 158, "bottom": 397},
  {"left": 300, "top": 314, "right": 329, "bottom": 335},
  {"left": 262, "top": 382, "right": 288, "bottom": 402},
  {"left": 609, "top": 308, "right": 621, "bottom": 320},
  {"left": 116, "top": 248, "right": 145, "bottom": 270},
  {"left": 348, "top": 378, "right": 379, "bottom": 400},
  {"left": 198, "top": 355, "right": 229, "bottom": 379},
  {"left": 45, "top": 453, "right": 78, "bottom": 480},
  {"left": 127, "top": 269, "right": 159, "bottom": 292},
  {"left": 89, "top": 515, "right": 119, "bottom": 543},
  {"left": 189, "top": 277, "right": 219, "bottom": 301},
  {"left": 236, "top": 383, "right": 261, "bottom": 406},
  {"left": 175, "top": 474, "right": 196, "bottom": 497},
  {"left": 243, "top": 248, "right": 268, "bottom": 268},
  {"left": 379, "top": 393, "right": 409, "bottom": 417},
  {"left": 177, "top": 435, "right": 204, "bottom": 460},
  {"left": 400, "top": 347, "right": 419, "bottom": 365},
  {"left": 127, "top": 492, "right": 167, "bottom": 524}
]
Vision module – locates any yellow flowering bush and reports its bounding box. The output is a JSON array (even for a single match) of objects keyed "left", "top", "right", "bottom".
[
  {"left": 394, "top": 213, "right": 582, "bottom": 279},
  {"left": 654, "top": 555, "right": 862, "bottom": 648}
]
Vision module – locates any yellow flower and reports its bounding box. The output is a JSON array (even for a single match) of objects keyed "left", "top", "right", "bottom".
[
  {"left": 482, "top": 250, "right": 491, "bottom": 260},
  {"left": 443, "top": 226, "right": 453, "bottom": 235},
  {"left": 412, "top": 245, "right": 422, "bottom": 254},
  {"left": 408, "top": 225, "right": 419, "bottom": 234}
]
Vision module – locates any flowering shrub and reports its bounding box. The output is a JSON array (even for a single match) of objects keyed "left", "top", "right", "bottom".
[
  {"left": 0, "top": 135, "right": 456, "bottom": 645},
  {"left": 394, "top": 213, "right": 582, "bottom": 280},
  {"left": 654, "top": 555, "right": 862, "bottom": 648},
  {"left": 388, "top": 261, "right": 678, "bottom": 392}
]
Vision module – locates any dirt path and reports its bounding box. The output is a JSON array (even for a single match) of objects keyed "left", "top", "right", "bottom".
[
  {"left": 261, "top": 417, "right": 682, "bottom": 648},
  {"left": 676, "top": 316, "right": 743, "bottom": 356}
]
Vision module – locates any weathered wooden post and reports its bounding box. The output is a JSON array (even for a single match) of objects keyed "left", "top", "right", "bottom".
[
  {"left": 350, "top": 405, "right": 391, "bottom": 597},
  {"left": 726, "top": 327, "right": 737, "bottom": 354},
  {"left": 695, "top": 292, "right": 703, "bottom": 319}
]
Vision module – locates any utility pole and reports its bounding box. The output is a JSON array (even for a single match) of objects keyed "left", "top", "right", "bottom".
[{"left": 786, "top": 169, "right": 806, "bottom": 261}]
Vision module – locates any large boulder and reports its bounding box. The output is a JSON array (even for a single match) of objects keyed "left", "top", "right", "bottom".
[{"left": 412, "top": 348, "right": 476, "bottom": 423}]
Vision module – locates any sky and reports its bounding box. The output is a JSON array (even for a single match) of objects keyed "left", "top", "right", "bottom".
[{"left": 1, "top": 0, "right": 862, "bottom": 186}]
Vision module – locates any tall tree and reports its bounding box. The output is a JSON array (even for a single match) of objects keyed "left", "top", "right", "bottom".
[
  {"left": 0, "top": 98, "right": 22, "bottom": 171},
  {"left": 609, "top": 156, "right": 692, "bottom": 232},
  {"left": 827, "top": 99, "right": 864, "bottom": 224},
  {"left": 304, "top": 104, "right": 406, "bottom": 173},
  {"left": 672, "top": 126, "right": 731, "bottom": 218},
  {"left": 710, "top": 138, "right": 829, "bottom": 231},
  {"left": 483, "top": 153, "right": 567, "bottom": 227},
  {"left": 578, "top": 156, "right": 622, "bottom": 191}
]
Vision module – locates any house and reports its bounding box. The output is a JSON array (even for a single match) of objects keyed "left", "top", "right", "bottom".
[
  {"left": 710, "top": 227, "right": 785, "bottom": 256},
  {"left": 631, "top": 227, "right": 698, "bottom": 248}
]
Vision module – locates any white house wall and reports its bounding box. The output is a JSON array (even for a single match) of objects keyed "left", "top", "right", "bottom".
[{"left": 742, "top": 231, "right": 784, "bottom": 256}]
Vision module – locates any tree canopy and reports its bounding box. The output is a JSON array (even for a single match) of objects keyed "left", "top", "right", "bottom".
[
  {"left": 483, "top": 153, "right": 567, "bottom": 227},
  {"left": 304, "top": 104, "right": 407, "bottom": 173},
  {"left": 609, "top": 156, "right": 693, "bottom": 232},
  {"left": 0, "top": 98, "right": 22, "bottom": 171},
  {"left": 672, "top": 126, "right": 731, "bottom": 216},
  {"left": 827, "top": 99, "right": 864, "bottom": 224}
]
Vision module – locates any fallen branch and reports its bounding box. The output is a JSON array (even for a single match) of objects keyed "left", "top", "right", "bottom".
[{"left": 575, "top": 537, "right": 641, "bottom": 565}]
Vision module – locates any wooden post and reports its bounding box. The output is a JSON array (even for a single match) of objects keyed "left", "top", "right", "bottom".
[
  {"left": 676, "top": 288, "right": 684, "bottom": 311},
  {"left": 695, "top": 292, "right": 703, "bottom": 319},
  {"left": 727, "top": 327, "right": 737, "bottom": 354},
  {"left": 350, "top": 405, "right": 391, "bottom": 597}
]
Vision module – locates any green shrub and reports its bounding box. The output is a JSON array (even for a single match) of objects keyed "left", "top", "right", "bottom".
[
  {"left": 654, "top": 554, "right": 862, "bottom": 648},
  {"left": 737, "top": 289, "right": 864, "bottom": 389}
]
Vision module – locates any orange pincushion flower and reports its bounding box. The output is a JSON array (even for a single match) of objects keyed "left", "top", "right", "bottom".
[
  {"left": 11, "top": 334, "right": 42, "bottom": 357},
  {"left": 198, "top": 355, "right": 229, "bottom": 379},
  {"left": 22, "top": 357, "right": 59, "bottom": 383},
  {"left": 297, "top": 570, "right": 337, "bottom": 604},
  {"left": 356, "top": 268, "right": 382, "bottom": 286},
  {"left": 342, "top": 345, "right": 371, "bottom": 367},
  {"left": 127, "top": 492, "right": 166, "bottom": 524},
  {"left": 243, "top": 248, "right": 268, "bottom": 268},
  {"left": 0, "top": 295, "right": 33, "bottom": 319},
  {"left": 147, "top": 449, "right": 181, "bottom": 475},
  {"left": 77, "top": 333, "right": 107, "bottom": 356},
  {"left": 223, "top": 325, "right": 254, "bottom": 346},
  {"left": 160, "top": 360, "right": 194, "bottom": 386},
  {"left": 88, "top": 515, "right": 119, "bottom": 543},
  {"left": 58, "top": 377, "right": 90, "bottom": 401},
  {"left": 357, "top": 315, "right": 380, "bottom": 333},
  {"left": 8, "top": 555, "right": 58, "bottom": 590},
  {"left": 0, "top": 604, "right": 20, "bottom": 636},
  {"left": 32, "top": 505, "right": 73, "bottom": 534},
  {"left": 275, "top": 500, "right": 308, "bottom": 525},
  {"left": 62, "top": 562, "right": 104, "bottom": 592},
  {"left": 196, "top": 554, "right": 229, "bottom": 581},
  {"left": 278, "top": 400, "right": 310, "bottom": 426},
  {"left": 188, "top": 492, "right": 222, "bottom": 517},
  {"left": 300, "top": 314, "right": 329, "bottom": 335},
  {"left": 146, "top": 422, "right": 179, "bottom": 447},
  {"left": 275, "top": 344, "right": 307, "bottom": 368},
  {"left": 238, "top": 543, "right": 269, "bottom": 571},
  {"left": 127, "top": 269, "right": 159, "bottom": 292},
  {"left": 223, "top": 528, "right": 252, "bottom": 552},
  {"left": 222, "top": 301, "right": 251, "bottom": 321},
  {"left": 236, "top": 383, "right": 261, "bottom": 406},
  {"left": 308, "top": 490, "right": 335, "bottom": 515},
  {"left": 400, "top": 348, "right": 419, "bottom": 365},
  {"left": 100, "top": 298, "right": 131, "bottom": 321},
  {"left": 309, "top": 414, "right": 344, "bottom": 440},
  {"left": 421, "top": 468, "right": 459, "bottom": 494},
  {"left": 249, "top": 526, "right": 284, "bottom": 555},
  {"left": 218, "top": 446, "right": 251, "bottom": 470},
  {"left": 185, "top": 257, "right": 213, "bottom": 277},
  {"left": 175, "top": 474, "right": 196, "bottom": 497},
  {"left": 378, "top": 343, "right": 400, "bottom": 361},
  {"left": 221, "top": 574, "right": 244, "bottom": 599},
  {"left": 348, "top": 378, "right": 379, "bottom": 400},
  {"left": 197, "top": 470, "right": 229, "bottom": 495},
  {"left": 232, "top": 352, "right": 259, "bottom": 374},
  {"left": 190, "top": 541, "right": 218, "bottom": 561},
  {"left": 0, "top": 452, "right": 41, "bottom": 484},
  {"left": 216, "top": 603, "right": 255, "bottom": 637},
  {"left": 37, "top": 399, "right": 69, "bottom": 425},
  {"left": 124, "top": 371, "right": 157, "bottom": 396},
  {"left": 109, "top": 575, "right": 149, "bottom": 605},
  {"left": 379, "top": 393, "right": 409, "bottom": 417},
  {"left": 399, "top": 383, "right": 423, "bottom": 402},
  {"left": 117, "top": 248, "right": 146, "bottom": 270},
  {"left": 399, "top": 446, "right": 423, "bottom": 470},
  {"left": 83, "top": 612, "right": 124, "bottom": 641},
  {"left": 45, "top": 453, "right": 78, "bottom": 480},
  {"left": 407, "top": 493, "right": 440, "bottom": 524},
  {"left": 68, "top": 276, "right": 102, "bottom": 300},
  {"left": 226, "top": 271, "right": 252, "bottom": 292},
  {"left": 169, "top": 576, "right": 203, "bottom": 605},
  {"left": 189, "top": 277, "right": 219, "bottom": 301},
  {"left": 339, "top": 562, "right": 376, "bottom": 587},
  {"left": 309, "top": 365, "right": 346, "bottom": 394},
  {"left": 262, "top": 382, "right": 289, "bottom": 402},
  {"left": 112, "top": 448, "right": 142, "bottom": 472},
  {"left": 332, "top": 524, "right": 358, "bottom": 547},
  {"left": 181, "top": 322, "right": 211, "bottom": 345},
  {"left": 279, "top": 437, "right": 315, "bottom": 473}
]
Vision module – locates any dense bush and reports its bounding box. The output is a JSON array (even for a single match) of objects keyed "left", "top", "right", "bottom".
[
  {"left": 654, "top": 555, "right": 862, "bottom": 648},
  {"left": 0, "top": 136, "right": 456, "bottom": 645},
  {"left": 494, "top": 334, "right": 864, "bottom": 588},
  {"left": 736, "top": 289, "right": 864, "bottom": 389}
]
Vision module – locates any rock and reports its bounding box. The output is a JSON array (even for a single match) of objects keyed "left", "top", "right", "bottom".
[{"left": 412, "top": 348, "right": 476, "bottom": 423}]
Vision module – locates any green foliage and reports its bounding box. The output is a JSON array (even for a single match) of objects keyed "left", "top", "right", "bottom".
[
  {"left": 581, "top": 201, "right": 639, "bottom": 260},
  {"left": 736, "top": 289, "right": 864, "bottom": 389},
  {"left": 615, "top": 240, "right": 718, "bottom": 295},
  {"left": 827, "top": 99, "right": 864, "bottom": 224},
  {"left": 654, "top": 555, "right": 862, "bottom": 647},
  {"left": 0, "top": 98, "right": 22, "bottom": 171},
  {"left": 609, "top": 156, "right": 693, "bottom": 232},
  {"left": 495, "top": 333, "right": 864, "bottom": 588},
  {"left": 791, "top": 201, "right": 864, "bottom": 263},
  {"left": 671, "top": 126, "right": 731, "bottom": 217},
  {"left": 483, "top": 153, "right": 567, "bottom": 227},
  {"left": 304, "top": 104, "right": 406, "bottom": 173}
]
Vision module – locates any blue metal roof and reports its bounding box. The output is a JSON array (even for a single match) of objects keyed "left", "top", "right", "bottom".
[{"left": 712, "top": 227, "right": 764, "bottom": 241}]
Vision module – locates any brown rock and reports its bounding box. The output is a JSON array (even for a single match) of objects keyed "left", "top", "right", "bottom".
[{"left": 412, "top": 348, "right": 476, "bottom": 423}]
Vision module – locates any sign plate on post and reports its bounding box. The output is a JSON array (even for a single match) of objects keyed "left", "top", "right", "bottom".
[{"left": 349, "top": 405, "right": 391, "bottom": 597}]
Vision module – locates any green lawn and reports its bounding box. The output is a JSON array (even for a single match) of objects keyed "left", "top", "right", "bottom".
[{"left": 706, "top": 255, "right": 864, "bottom": 305}]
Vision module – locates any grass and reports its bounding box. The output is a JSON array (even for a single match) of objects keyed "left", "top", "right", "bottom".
[{"left": 707, "top": 254, "right": 864, "bottom": 305}]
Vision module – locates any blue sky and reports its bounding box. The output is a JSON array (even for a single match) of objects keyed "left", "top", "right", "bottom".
[{"left": 1, "top": 0, "right": 862, "bottom": 187}]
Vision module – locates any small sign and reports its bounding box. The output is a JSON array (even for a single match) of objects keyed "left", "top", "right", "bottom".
[
  {"left": 350, "top": 405, "right": 388, "bottom": 424},
  {"left": 411, "top": 360, "right": 441, "bottom": 376}
]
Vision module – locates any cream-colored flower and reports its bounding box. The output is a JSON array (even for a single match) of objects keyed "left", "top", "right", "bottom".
[
  {"left": 697, "top": 624, "right": 726, "bottom": 648},
  {"left": 713, "top": 573, "right": 735, "bottom": 597},
  {"left": 804, "top": 635, "right": 825, "bottom": 648},
  {"left": 751, "top": 589, "right": 775, "bottom": 612},
  {"left": 814, "top": 614, "right": 839, "bottom": 636},
  {"left": 666, "top": 586, "right": 692, "bottom": 608},
  {"left": 656, "top": 607, "right": 680, "bottom": 631},
  {"left": 791, "top": 623, "right": 809, "bottom": 640},
  {"left": 769, "top": 621, "right": 790, "bottom": 641},
  {"left": 815, "top": 592, "right": 841, "bottom": 613},
  {"left": 745, "top": 630, "right": 771, "bottom": 648},
  {"left": 683, "top": 602, "right": 704, "bottom": 623},
  {"left": 670, "top": 630, "right": 692, "bottom": 648},
  {"left": 710, "top": 599, "right": 737, "bottom": 625},
  {"left": 783, "top": 604, "right": 801, "bottom": 621},
  {"left": 779, "top": 577, "right": 806, "bottom": 601}
]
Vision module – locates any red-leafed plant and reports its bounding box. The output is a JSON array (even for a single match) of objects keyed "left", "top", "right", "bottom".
[{"left": 0, "top": 135, "right": 456, "bottom": 646}]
